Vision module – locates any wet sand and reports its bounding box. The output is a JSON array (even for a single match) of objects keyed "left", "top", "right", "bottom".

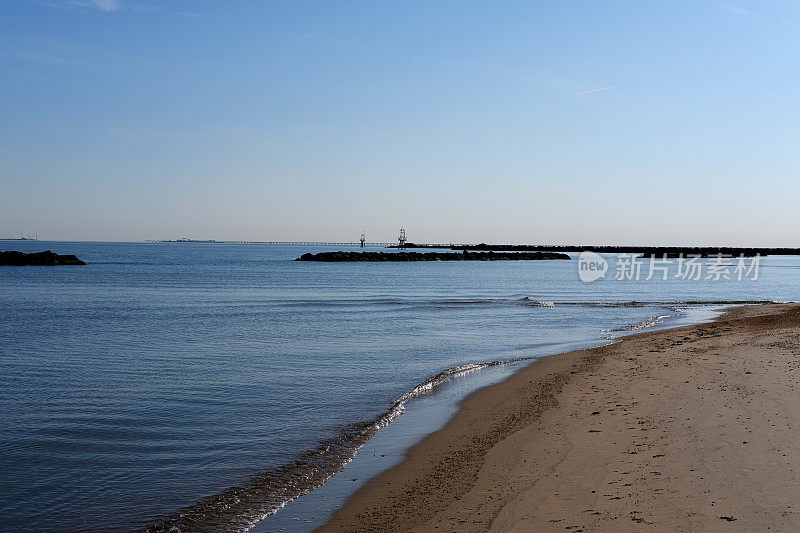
[{"left": 319, "top": 303, "right": 800, "bottom": 532}]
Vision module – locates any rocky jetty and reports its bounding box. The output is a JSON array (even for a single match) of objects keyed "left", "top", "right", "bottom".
[
  {"left": 430, "top": 244, "right": 785, "bottom": 257},
  {"left": 296, "top": 251, "right": 571, "bottom": 262},
  {"left": 0, "top": 250, "right": 86, "bottom": 266}
]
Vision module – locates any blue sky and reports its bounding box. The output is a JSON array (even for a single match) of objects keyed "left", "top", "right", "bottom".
[{"left": 2, "top": 0, "right": 800, "bottom": 244}]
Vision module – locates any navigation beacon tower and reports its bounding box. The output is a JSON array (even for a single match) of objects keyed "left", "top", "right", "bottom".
[
  {"left": 398, "top": 228, "right": 407, "bottom": 248},
  {"left": 360, "top": 232, "right": 366, "bottom": 248}
]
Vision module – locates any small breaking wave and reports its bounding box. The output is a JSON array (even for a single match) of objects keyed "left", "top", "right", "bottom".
[
  {"left": 601, "top": 314, "right": 673, "bottom": 333},
  {"left": 520, "top": 297, "right": 555, "bottom": 307},
  {"left": 144, "top": 357, "right": 532, "bottom": 533},
  {"left": 286, "top": 297, "right": 775, "bottom": 310},
  {"left": 382, "top": 357, "right": 533, "bottom": 424},
  {"left": 389, "top": 297, "right": 774, "bottom": 309},
  {"left": 530, "top": 300, "right": 773, "bottom": 308}
]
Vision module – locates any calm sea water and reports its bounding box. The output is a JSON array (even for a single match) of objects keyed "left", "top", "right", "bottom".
[{"left": 1, "top": 242, "right": 799, "bottom": 532}]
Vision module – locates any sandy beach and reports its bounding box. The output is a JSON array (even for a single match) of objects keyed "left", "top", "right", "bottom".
[{"left": 320, "top": 303, "right": 800, "bottom": 532}]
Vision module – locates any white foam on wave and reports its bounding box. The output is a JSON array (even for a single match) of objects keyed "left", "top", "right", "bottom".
[
  {"left": 372, "top": 358, "right": 531, "bottom": 431},
  {"left": 520, "top": 297, "right": 556, "bottom": 307},
  {"left": 238, "top": 356, "right": 534, "bottom": 531},
  {"left": 600, "top": 314, "right": 673, "bottom": 334}
]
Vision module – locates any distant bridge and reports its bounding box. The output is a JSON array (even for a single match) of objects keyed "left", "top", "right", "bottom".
[{"left": 144, "top": 240, "right": 394, "bottom": 246}]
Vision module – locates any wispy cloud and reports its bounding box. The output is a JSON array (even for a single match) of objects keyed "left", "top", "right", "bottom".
[
  {"left": 453, "top": 61, "right": 578, "bottom": 94},
  {"left": 0, "top": 46, "right": 84, "bottom": 67},
  {"left": 91, "top": 0, "right": 121, "bottom": 10},
  {"left": 29, "top": 0, "right": 123, "bottom": 11},
  {"left": 453, "top": 61, "right": 625, "bottom": 99},
  {"left": 576, "top": 85, "right": 618, "bottom": 96},
  {"left": 28, "top": 0, "right": 202, "bottom": 16},
  {"left": 723, "top": 3, "right": 752, "bottom": 15}
]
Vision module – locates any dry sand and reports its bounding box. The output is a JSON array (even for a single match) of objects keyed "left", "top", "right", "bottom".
[{"left": 319, "top": 303, "right": 800, "bottom": 532}]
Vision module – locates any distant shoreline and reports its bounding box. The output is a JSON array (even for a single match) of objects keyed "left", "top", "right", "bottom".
[{"left": 7, "top": 240, "right": 800, "bottom": 255}]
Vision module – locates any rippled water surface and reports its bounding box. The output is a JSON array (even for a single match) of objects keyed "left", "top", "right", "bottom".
[{"left": 1, "top": 242, "right": 798, "bottom": 531}]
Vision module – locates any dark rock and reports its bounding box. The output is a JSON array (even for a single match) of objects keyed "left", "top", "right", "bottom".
[
  {"left": 296, "top": 251, "right": 571, "bottom": 262},
  {"left": 392, "top": 243, "right": 791, "bottom": 257},
  {"left": 0, "top": 250, "right": 87, "bottom": 266}
]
